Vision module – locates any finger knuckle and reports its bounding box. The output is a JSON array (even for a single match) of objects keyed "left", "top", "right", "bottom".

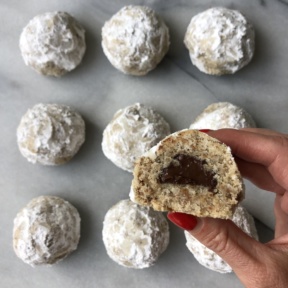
[{"left": 201, "top": 224, "right": 230, "bottom": 254}]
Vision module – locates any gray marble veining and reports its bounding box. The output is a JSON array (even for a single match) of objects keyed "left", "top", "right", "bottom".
[{"left": 0, "top": 1, "right": 283, "bottom": 287}]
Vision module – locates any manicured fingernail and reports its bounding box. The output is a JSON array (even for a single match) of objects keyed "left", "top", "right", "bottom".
[
  {"left": 198, "top": 129, "right": 211, "bottom": 133},
  {"left": 167, "top": 212, "right": 198, "bottom": 231}
]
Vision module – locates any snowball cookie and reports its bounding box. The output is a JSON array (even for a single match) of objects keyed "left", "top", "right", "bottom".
[
  {"left": 131, "top": 129, "right": 244, "bottom": 219},
  {"left": 101, "top": 5, "right": 170, "bottom": 75},
  {"left": 190, "top": 102, "right": 256, "bottom": 130},
  {"left": 102, "top": 103, "right": 170, "bottom": 172},
  {"left": 17, "top": 103, "right": 85, "bottom": 165},
  {"left": 13, "top": 195, "right": 81, "bottom": 266},
  {"left": 102, "top": 199, "right": 169, "bottom": 268},
  {"left": 184, "top": 206, "right": 258, "bottom": 273},
  {"left": 184, "top": 7, "right": 255, "bottom": 75},
  {"left": 20, "top": 11, "right": 86, "bottom": 76}
]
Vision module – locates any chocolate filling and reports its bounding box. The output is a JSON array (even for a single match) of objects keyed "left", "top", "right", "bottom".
[{"left": 158, "top": 154, "right": 217, "bottom": 190}]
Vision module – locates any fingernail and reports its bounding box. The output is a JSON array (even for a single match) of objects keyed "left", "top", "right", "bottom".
[
  {"left": 198, "top": 129, "right": 211, "bottom": 133},
  {"left": 167, "top": 212, "right": 198, "bottom": 231}
]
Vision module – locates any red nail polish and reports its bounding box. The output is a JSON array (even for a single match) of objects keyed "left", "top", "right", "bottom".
[
  {"left": 167, "top": 212, "right": 198, "bottom": 231},
  {"left": 198, "top": 129, "right": 211, "bottom": 133}
]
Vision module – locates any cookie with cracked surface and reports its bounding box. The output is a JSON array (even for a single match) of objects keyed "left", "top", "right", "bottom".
[
  {"left": 17, "top": 103, "right": 85, "bottom": 165},
  {"left": 190, "top": 102, "right": 256, "bottom": 130},
  {"left": 131, "top": 129, "right": 244, "bottom": 219},
  {"left": 20, "top": 11, "right": 86, "bottom": 76},
  {"left": 102, "top": 103, "right": 170, "bottom": 172},
  {"left": 184, "top": 7, "right": 255, "bottom": 75},
  {"left": 102, "top": 5, "right": 170, "bottom": 75},
  {"left": 102, "top": 199, "right": 169, "bottom": 268},
  {"left": 13, "top": 195, "right": 81, "bottom": 266}
]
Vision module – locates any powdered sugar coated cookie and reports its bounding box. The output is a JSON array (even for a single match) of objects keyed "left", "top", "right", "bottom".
[
  {"left": 17, "top": 103, "right": 85, "bottom": 165},
  {"left": 184, "top": 7, "right": 255, "bottom": 75},
  {"left": 102, "top": 5, "right": 170, "bottom": 75},
  {"left": 102, "top": 103, "right": 170, "bottom": 172},
  {"left": 190, "top": 102, "right": 256, "bottom": 130},
  {"left": 102, "top": 199, "right": 169, "bottom": 268},
  {"left": 20, "top": 11, "right": 86, "bottom": 76},
  {"left": 13, "top": 196, "right": 81, "bottom": 266}
]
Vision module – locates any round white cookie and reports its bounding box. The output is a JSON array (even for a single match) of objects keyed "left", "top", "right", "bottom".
[
  {"left": 13, "top": 196, "right": 81, "bottom": 266},
  {"left": 184, "top": 7, "right": 255, "bottom": 75},
  {"left": 189, "top": 102, "right": 256, "bottom": 130},
  {"left": 184, "top": 206, "right": 258, "bottom": 273},
  {"left": 17, "top": 103, "right": 85, "bottom": 165},
  {"left": 102, "top": 199, "right": 169, "bottom": 269},
  {"left": 20, "top": 11, "right": 86, "bottom": 76},
  {"left": 102, "top": 103, "right": 170, "bottom": 172},
  {"left": 102, "top": 5, "right": 170, "bottom": 75}
]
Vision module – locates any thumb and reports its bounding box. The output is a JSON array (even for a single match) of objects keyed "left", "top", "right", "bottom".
[{"left": 167, "top": 212, "right": 264, "bottom": 278}]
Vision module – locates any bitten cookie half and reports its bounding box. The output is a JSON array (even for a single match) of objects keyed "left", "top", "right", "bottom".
[{"left": 131, "top": 129, "right": 244, "bottom": 219}]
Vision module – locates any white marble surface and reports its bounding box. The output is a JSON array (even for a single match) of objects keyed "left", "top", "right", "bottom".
[{"left": 0, "top": 0, "right": 285, "bottom": 287}]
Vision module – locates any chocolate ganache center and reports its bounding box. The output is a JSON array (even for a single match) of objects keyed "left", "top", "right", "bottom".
[{"left": 158, "top": 154, "right": 217, "bottom": 190}]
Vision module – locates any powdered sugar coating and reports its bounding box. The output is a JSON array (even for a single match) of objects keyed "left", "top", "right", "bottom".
[
  {"left": 13, "top": 196, "right": 81, "bottom": 267},
  {"left": 20, "top": 11, "right": 86, "bottom": 76},
  {"left": 184, "top": 7, "right": 255, "bottom": 75},
  {"left": 17, "top": 103, "right": 85, "bottom": 165},
  {"left": 102, "top": 103, "right": 170, "bottom": 172},
  {"left": 102, "top": 5, "right": 170, "bottom": 75},
  {"left": 189, "top": 102, "right": 256, "bottom": 130},
  {"left": 185, "top": 206, "right": 258, "bottom": 273},
  {"left": 102, "top": 199, "right": 169, "bottom": 269}
]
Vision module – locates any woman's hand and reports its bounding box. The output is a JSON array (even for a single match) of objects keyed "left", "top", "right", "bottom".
[{"left": 168, "top": 128, "right": 288, "bottom": 288}]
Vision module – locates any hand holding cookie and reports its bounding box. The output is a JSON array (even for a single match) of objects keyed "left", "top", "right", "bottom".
[{"left": 168, "top": 128, "right": 288, "bottom": 288}]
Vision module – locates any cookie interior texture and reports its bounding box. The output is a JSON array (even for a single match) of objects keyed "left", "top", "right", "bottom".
[{"left": 131, "top": 129, "right": 244, "bottom": 219}]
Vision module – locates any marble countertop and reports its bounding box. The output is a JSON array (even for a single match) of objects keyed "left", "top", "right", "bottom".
[{"left": 0, "top": 0, "right": 286, "bottom": 287}]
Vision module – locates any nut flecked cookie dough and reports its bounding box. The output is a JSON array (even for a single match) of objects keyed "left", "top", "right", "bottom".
[
  {"left": 102, "top": 199, "right": 169, "bottom": 269},
  {"left": 20, "top": 11, "right": 86, "bottom": 76},
  {"left": 13, "top": 196, "right": 81, "bottom": 266},
  {"left": 102, "top": 5, "right": 170, "bottom": 75},
  {"left": 184, "top": 206, "right": 259, "bottom": 273},
  {"left": 184, "top": 7, "right": 255, "bottom": 75},
  {"left": 17, "top": 103, "right": 85, "bottom": 165},
  {"left": 102, "top": 103, "right": 170, "bottom": 172},
  {"left": 190, "top": 102, "right": 256, "bottom": 130},
  {"left": 131, "top": 129, "right": 244, "bottom": 219}
]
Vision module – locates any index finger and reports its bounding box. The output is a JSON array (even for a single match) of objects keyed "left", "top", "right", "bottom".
[
  {"left": 207, "top": 129, "right": 288, "bottom": 191},
  {"left": 208, "top": 129, "right": 287, "bottom": 166}
]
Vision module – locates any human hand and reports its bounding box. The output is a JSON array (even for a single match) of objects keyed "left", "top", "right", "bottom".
[{"left": 168, "top": 128, "right": 288, "bottom": 288}]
